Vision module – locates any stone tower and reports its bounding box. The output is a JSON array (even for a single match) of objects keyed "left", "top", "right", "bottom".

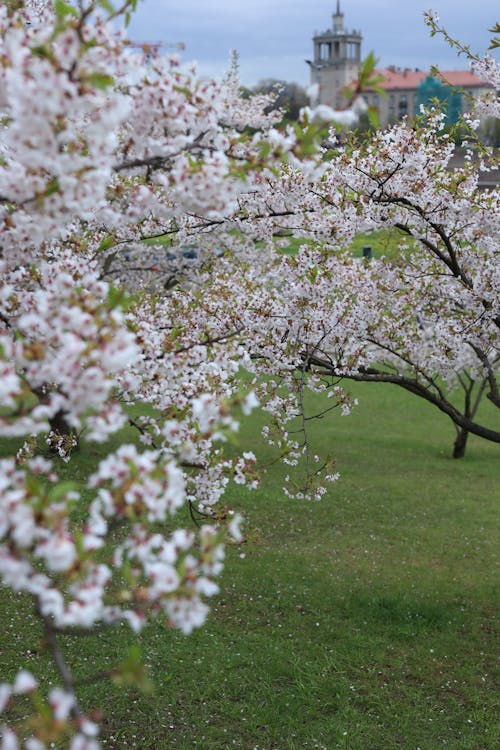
[{"left": 308, "top": 2, "right": 362, "bottom": 107}]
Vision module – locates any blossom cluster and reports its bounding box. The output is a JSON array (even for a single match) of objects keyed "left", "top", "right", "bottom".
[
  {"left": 0, "top": 2, "right": 310, "bottom": 746},
  {"left": 1, "top": 669, "right": 99, "bottom": 750}
]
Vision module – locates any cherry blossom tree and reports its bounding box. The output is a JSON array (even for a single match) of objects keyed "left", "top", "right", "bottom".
[
  {"left": 0, "top": 2, "right": 338, "bottom": 747},
  {"left": 222, "top": 51, "right": 499, "bottom": 458},
  {"left": 249, "top": 139, "right": 498, "bottom": 456},
  {"left": 198, "top": 130, "right": 499, "bottom": 459},
  {"left": 172, "top": 27, "right": 498, "bottom": 460}
]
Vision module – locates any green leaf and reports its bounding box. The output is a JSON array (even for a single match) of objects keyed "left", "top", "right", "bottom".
[
  {"left": 97, "top": 0, "right": 116, "bottom": 14},
  {"left": 73, "top": 529, "right": 85, "bottom": 556},
  {"left": 112, "top": 644, "right": 154, "bottom": 693},
  {"left": 108, "top": 285, "right": 132, "bottom": 310},
  {"left": 31, "top": 44, "right": 55, "bottom": 61},
  {"left": 367, "top": 106, "right": 380, "bottom": 129},
  {"left": 308, "top": 265, "right": 319, "bottom": 284},
  {"left": 44, "top": 176, "right": 60, "bottom": 197},
  {"left": 98, "top": 234, "right": 116, "bottom": 252},
  {"left": 85, "top": 72, "right": 115, "bottom": 91},
  {"left": 54, "top": 0, "right": 78, "bottom": 19},
  {"left": 48, "top": 481, "right": 79, "bottom": 504}
]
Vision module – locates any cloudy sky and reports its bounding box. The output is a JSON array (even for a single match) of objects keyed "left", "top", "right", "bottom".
[{"left": 127, "top": 0, "right": 499, "bottom": 86}]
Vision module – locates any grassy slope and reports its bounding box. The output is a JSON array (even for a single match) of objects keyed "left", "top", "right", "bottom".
[
  {"left": 282, "top": 227, "right": 417, "bottom": 260},
  {"left": 1, "top": 383, "right": 498, "bottom": 749},
  {"left": 142, "top": 224, "right": 411, "bottom": 260}
]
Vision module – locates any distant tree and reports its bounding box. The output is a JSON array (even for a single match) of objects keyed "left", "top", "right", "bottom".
[
  {"left": 252, "top": 79, "right": 309, "bottom": 122},
  {"left": 478, "top": 116, "right": 500, "bottom": 146}
]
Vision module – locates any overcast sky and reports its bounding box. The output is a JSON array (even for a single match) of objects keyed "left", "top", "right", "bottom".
[{"left": 127, "top": 0, "right": 499, "bottom": 86}]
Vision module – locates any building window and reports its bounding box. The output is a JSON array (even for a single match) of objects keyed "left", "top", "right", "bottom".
[{"left": 398, "top": 94, "right": 408, "bottom": 119}]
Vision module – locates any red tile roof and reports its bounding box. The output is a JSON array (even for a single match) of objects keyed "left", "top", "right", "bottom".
[{"left": 365, "top": 68, "right": 488, "bottom": 92}]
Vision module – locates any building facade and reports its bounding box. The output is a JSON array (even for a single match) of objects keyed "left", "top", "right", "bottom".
[
  {"left": 308, "top": 1, "right": 362, "bottom": 110},
  {"left": 308, "top": 3, "right": 491, "bottom": 128}
]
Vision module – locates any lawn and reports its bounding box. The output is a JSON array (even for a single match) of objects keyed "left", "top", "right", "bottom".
[
  {"left": 278, "top": 227, "right": 418, "bottom": 260},
  {"left": 142, "top": 225, "right": 412, "bottom": 262},
  {"left": 0, "top": 382, "right": 498, "bottom": 749}
]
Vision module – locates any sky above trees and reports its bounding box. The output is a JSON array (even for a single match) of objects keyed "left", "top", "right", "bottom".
[{"left": 127, "top": 0, "right": 499, "bottom": 86}]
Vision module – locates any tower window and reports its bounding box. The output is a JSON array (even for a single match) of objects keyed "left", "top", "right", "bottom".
[{"left": 320, "top": 43, "right": 331, "bottom": 60}]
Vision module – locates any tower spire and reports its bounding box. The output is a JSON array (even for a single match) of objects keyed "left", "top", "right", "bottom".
[{"left": 333, "top": 1, "right": 344, "bottom": 33}]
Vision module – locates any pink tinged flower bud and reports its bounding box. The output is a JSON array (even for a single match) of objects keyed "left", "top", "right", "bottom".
[
  {"left": 69, "top": 735, "right": 101, "bottom": 750},
  {"left": 36, "top": 535, "right": 76, "bottom": 573},
  {"left": 48, "top": 687, "right": 75, "bottom": 721},
  {"left": 24, "top": 738, "right": 46, "bottom": 750},
  {"left": 0, "top": 727, "right": 19, "bottom": 750},
  {"left": 0, "top": 685, "right": 11, "bottom": 714},
  {"left": 78, "top": 719, "right": 99, "bottom": 738},
  {"left": 12, "top": 670, "right": 37, "bottom": 694}
]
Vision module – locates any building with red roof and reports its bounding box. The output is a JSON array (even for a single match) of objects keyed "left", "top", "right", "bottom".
[{"left": 307, "top": 3, "right": 491, "bottom": 128}]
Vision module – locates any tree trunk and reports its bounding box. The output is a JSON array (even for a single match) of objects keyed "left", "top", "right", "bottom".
[
  {"left": 452, "top": 427, "right": 469, "bottom": 458},
  {"left": 49, "top": 409, "right": 72, "bottom": 437},
  {"left": 47, "top": 409, "right": 79, "bottom": 456}
]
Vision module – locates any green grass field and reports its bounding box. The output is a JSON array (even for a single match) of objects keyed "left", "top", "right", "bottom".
[
  {"left": 280, "top": 227, "right": 417, "bottom": 260},
  {"left": 142, "top": 225, "right": 411, "bottom": 262},
  {"left": 1, "top": 382, "right": 498, "bottom": 749}
]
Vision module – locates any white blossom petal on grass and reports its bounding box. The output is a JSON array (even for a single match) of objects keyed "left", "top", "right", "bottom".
[{"left": 227, "top": 512, "right": 244, "bottom": 543}]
